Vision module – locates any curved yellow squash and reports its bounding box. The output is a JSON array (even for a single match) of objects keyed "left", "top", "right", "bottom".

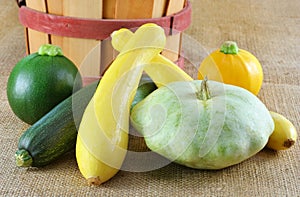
[
  {"left": 76, "top": 97, "right": 121, "bottom": 185},
  {"left": 111, "top": 28, "right": 193, "bottom": 87},
  {"left": 76, "top": 23, "right": 166, "bottom": 185}
]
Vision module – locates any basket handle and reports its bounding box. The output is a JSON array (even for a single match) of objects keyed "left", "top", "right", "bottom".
[{"left": 18, "top": 0, "right": 192, "bottom": 40}]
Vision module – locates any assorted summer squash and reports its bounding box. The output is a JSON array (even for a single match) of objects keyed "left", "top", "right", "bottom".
[
  {"left": 14, "top": 76, "right": 157, "bottom": 168},
  {"left": 8, "top": 23, "right": 297, "bottom": 186}
]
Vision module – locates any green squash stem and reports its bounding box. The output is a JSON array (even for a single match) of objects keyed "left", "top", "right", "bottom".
[
  {"left": 38, "top": 44, "right": 63, "bottom": 57},
  {"left": 220, "top": 41, "right": 239, "bottom": 54},
  {"left": 15, "top": 149, "right": 33, "bottom": 167},
  {"left": 197, "top": 77, "right": 211, "bottom": 101}
]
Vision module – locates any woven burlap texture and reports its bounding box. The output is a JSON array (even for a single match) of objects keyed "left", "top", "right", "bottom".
[{"left": 1, "top": 0, "right": 299, "bottom": 196}]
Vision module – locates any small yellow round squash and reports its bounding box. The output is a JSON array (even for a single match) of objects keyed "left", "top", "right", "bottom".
[{"left": 198, "top": 41, "right": 263, "bottom": 95}]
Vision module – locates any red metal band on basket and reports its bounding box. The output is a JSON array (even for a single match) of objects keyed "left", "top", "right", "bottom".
[{"left": 18, "top": 1, "right": 192, "bottom": 40}]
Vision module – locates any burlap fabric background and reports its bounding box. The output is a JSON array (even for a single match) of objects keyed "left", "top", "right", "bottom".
[{"left": 1, "top": 0, "right": 299, "bottom": 196}]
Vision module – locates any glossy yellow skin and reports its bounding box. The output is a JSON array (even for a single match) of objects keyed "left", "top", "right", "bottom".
[
  {"left": 267, "top": 111, "right": 298, "bottom": 150},
  {"left": 76, "top": 24, "right": 166, "bottom": 185},
  {"left": 198, "top": 44, "right": 263, "bottom": 95}
]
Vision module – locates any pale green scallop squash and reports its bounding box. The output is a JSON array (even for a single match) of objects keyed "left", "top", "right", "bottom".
[{"left": 130, "top": 79, "right": 274, "bottom": 169}]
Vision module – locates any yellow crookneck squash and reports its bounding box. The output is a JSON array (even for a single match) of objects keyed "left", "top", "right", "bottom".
[
  {"left": 76, "top": 23, "right": 167, "bottom": 186},
  {"left": 76, "top": 22, "right": 195, "bottom": 186},
  {"left": 198, "top": 41, "right": 263, "bottom": 95}
]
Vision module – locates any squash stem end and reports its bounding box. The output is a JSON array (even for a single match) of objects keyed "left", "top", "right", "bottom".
[
  {"left": 87, "top": 177, "right": 102, "bottom": 186},
  {"left": 220, "top": 41, "right": 239, "bottom": 54},
  {"left": 15, "top": 149, "right": 33, "bottom": 167},
  {"left": 38, "top": 44, "right": 63, "bottom": 57},
  {"left": 197, "top": 77, "right": 211, "bottom": 101}
]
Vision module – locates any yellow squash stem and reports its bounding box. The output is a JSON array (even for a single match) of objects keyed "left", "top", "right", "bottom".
[
  {"left": 76, "top": 23, "right": 166, "bottom": 185},
  {"left": 111, "top": 28, "right": 193, "bottom": 87}
]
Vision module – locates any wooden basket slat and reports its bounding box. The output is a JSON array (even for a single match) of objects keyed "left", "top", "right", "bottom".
[
  {"left": 162, "top": 0, "right": 186, "bottom": 62},
  {"left": 61, "top": 0, "right": 102, "bottom": 77},
  {"left": 26, "top": 0, "right": 48, "bottom": 54},
  {"left": 47, "top": 0, "right": 63, "bottom": 47}
]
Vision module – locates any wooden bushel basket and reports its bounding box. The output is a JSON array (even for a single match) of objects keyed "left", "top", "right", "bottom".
[{"left": 16, "top": 0, "right": 192, "bottom": 82}]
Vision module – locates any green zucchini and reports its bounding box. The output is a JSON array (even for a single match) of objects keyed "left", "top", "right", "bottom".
[
  {"left": 15, "top": 81, "right": 99, "bottom": 167},
  {"left": 15, "top": 76, "right": 157, "bottom": 167}
]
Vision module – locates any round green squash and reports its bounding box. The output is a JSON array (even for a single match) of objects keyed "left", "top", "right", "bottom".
[
  {"left": 130, "top": 79, "right": 274, "bottom": 169},
  {"left": 7, "top": 44, "right": 82, "bottom": 125}
]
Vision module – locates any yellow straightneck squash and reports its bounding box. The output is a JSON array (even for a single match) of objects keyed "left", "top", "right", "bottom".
[
  {"left": 198, "top": 41, "right": 263, "bottom": 95},
  {"left": 76, "top": 23, "right": 166, "bottom": 185}
]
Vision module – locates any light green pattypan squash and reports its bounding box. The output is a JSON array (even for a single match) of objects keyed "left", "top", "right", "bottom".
[{"left": 130, "top": 79, "right": 274, "bottom": 169}]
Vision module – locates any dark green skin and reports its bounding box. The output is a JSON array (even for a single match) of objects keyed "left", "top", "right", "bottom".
[
  {"left": 16, "top": 76, "right": 156, "bottom": 167},
  {"left": 131, "top": 75, "right": 157, "bottom": 111},
  {"left": 16, "top": 81, "right": 98, "bottom": 167},
  {"left": 7, "top": 53, "right": 82, "bottom": 125}
]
